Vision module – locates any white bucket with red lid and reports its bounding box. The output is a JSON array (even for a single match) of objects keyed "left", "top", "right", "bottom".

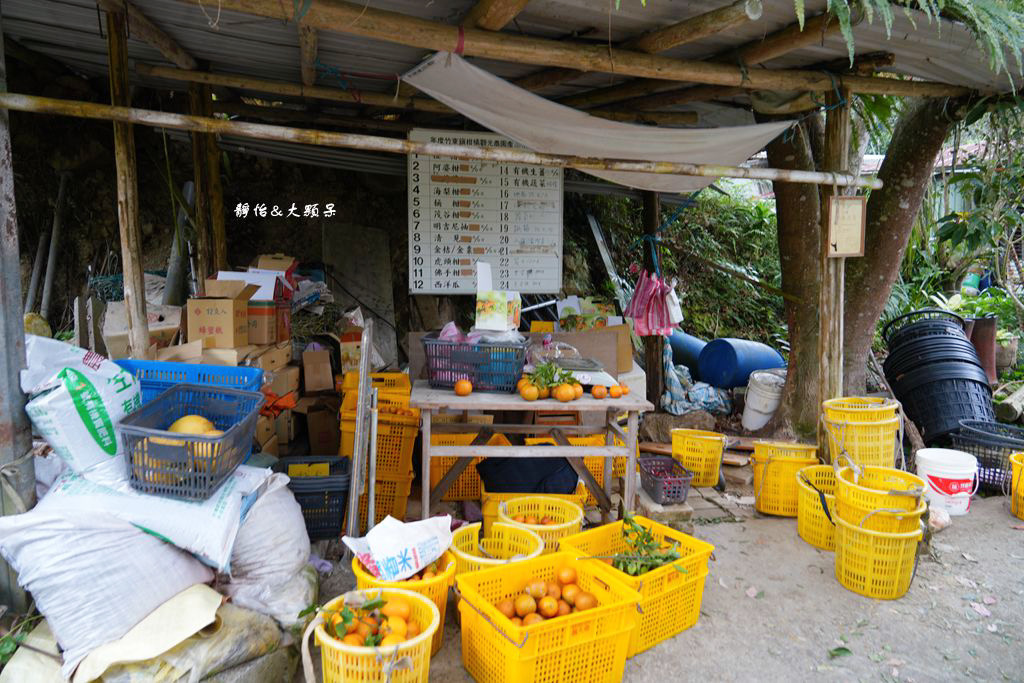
[{"left": 915, "top": 448, "right": 979, "bottom": 516}]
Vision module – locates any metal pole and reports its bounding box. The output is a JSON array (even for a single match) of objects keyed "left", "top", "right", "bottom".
[
  {"left": 23, "top": 229, "right": 48, "bottom": 313},
  {"left": 367, "top": 387, "right": 378, "bottom": 528},
  {"left": 39, "top": 171, "right": 69, "bottom": 321},
  {"left": 0, "top": 22, "right": 35, "bottom": 614}
]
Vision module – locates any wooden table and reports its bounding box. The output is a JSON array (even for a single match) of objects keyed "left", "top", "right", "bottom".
[{"left": 409, "top": 380, "right": 654, "bottom": 520}]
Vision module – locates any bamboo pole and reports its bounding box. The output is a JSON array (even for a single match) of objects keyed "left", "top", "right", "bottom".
[
  {"left": 172, "top": 0, "right": 972, "bottom": 97},
  {"left": 0, "top": 92, "right": 885, "bottom": 188},
  {"left": 298, "top": 24, "right": 318, "bottom": 87},
  {"left": 188, "top": 83, "right": 210, "bottom": 288},
  {"left": 513, "top": 0, "right": 762, "bottom": 92},
  {"left": 97, "top": 0, "right": 198, "bottom": 70},
  {"left": 559, "top": 13, "right": 844, "bottom": 110},
  {"left": 202, "top": 87, "right": 227, "bottom": 272},
  {"left": 139, "top": 63, "right": 698, "bottom": 125},
  {"left": 106, "top": 11, "right": 150, "bottom": 359}
]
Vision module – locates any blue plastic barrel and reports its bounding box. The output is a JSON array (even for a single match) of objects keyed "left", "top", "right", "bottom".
[
  {"left": 697, "top": 338, "right": 786, "bottom": 389},
  {"left": 668, "top": 330, "right": 707, "bottom": 378}
]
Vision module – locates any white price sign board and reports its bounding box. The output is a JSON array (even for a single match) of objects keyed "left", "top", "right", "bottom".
[{"left": 408, "top": 129, "right": 563, "bottom": 294}]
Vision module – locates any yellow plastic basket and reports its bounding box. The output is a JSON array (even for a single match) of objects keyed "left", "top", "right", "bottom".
[
  {"left": 480, "top": 483, "right": 587, "bottom": 535},
  {"left": 751, "top": 442, "right": 818, "bottom": 517},
  {"left": 796, "top": 465, "right": 838, "bottom": 551},
  {"left": 836, "top": 466, "right": 924, "bottom": 513},
  {"left": 671, "top": 429, "right": 727, "bottom": 487},
  {"left": 347, "top": 473, "right": 414, "bottom": 532},
  {"left": 454, "top": 551, "right": 641, "bottom": 683},
  {"left": 340, "top": 407, "right": 419, "bottom": 479},
  {"left": 451, "top": 522, "right": 545, "bottom": 574},
  {"left": 525, "top": 436, "right": 610, "bottom": 505},
  {"left": 838, "top": 498, "right": 927, "bottom": 533},
  {"left": 429, "top": 433, "right": 511, "bottom": 501},
  {"left": 834, "top": 516, "right": 922, "bottom": 599},
  {"left": 313, "top": 587, "right": 439, "bottom": 683},
  {"left": 824, "top": 415, "right": 901, "bottom": 468},
  {"left": 559, "top": 516, "right": 714, "bottom": 657},
  {"left": 353, "top": 550, "right": 456, "bottom": 656},
  {"left": 1012, "top": 453, "right": 1024, "bottom": 521},
  {"left": 341, "top": 371, "right": 412, "bottom": 395},
  {"left": 822, "top": 397, "right": 900, "bottom": 422},
  {"left": 497, "top": 496, "right": 584, "bottom": 554}
]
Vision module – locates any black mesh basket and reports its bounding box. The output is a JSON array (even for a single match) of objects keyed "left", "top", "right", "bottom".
[
  {"left": 896, "top": 378, "right": 994, "bottom": 446},
  {"left": 274, "top": 456, "right": 351, "bottom": 540},
  {"left": 949, "top": 420, "right": 1024, "bottom": 493}
]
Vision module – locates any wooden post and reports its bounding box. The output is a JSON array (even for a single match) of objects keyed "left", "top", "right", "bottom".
[
  {"left": 107, "top": 10, "right": 150, "bottom": 359},
  {"left": 188, "top": 83, "right": 210, "bottom": 287},
  {"left": 642, "top": 190, "right": 665, "bottom": 408},
  {"left": 199, "top": 85, "right": 227, "bottom": 272},
  {"left": 817, "top": 88, "right": 851, "bottom": 458}
]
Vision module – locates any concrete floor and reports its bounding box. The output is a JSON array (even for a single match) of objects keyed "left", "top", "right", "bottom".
[{"left": 419, "top": 496, "right": 1024, "bottom": 682}]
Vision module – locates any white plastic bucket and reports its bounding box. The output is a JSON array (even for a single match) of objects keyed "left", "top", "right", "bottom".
[
  {"left": 741, "top": 369, "right": 785, "bottom": 431},
  {"left": 915, "top": 448, "right": 979, "bottom": 516}
]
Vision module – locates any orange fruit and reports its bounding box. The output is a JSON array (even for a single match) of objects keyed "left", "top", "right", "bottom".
[
  {"left": 454, "top": 379, "right": 473, "bottom": 396},
  {"left": 591, "top": 385, "right": 607, "bottom": 399},
  {"left": 538, "top": 596, "right": 559, "bottom": 618},
  {"left": 608, "top": 385, "right": 623, "bottom": 399},
  {"left": 355, "top": 615, "right": 378, "bottom": 638},
  {"left": 557, "top": 600, "right": 572, "bottom": 617},
  {"left": 540, "top": 516, "right": 554, "bottom": 525},
  {"left": 524, "top": 515, "right": 539, "bottom": 525},
  {"left": 511, "top": 616, "right": 522, "bottom": 627},
  {"left": 497, "top": 599, "right": 516, "bottom": 619},
  {"left": 537, "top": 386, "right": 551, "bottom": 400},
  {"left": 342, "top": 633, "right": 365, "bottom": 647},
  {"left": 561, "top": 584, "right": 580, "bottom": 606},
  {"left": 522, "top": 613, "right": 545, "bottom": 627},
  {"left": 513, "top": 515, "right": 526, "bottom": 523},
  {"left": 380, "top": 634, "right": 405, "bottom": 647},
  {"left": 381, "top": 599, "right": 411, "bottom": 621},
  {"left": 546, "top": 582, "right": 561, "bottom": 600},
  {"left": 380, "top": 616, "right": 407, "bottom": 639},
  {"left": 574, "top": 592, "right": 597, "bottom": 611},
  {"left": 557, "top": 567, "right": 577, "bottom": 586},
  {"left": 525, "top": 579, "right": 548, "bottom": 599},
  {"left": 572, "top": 383, "right": 584, "bottom": 399},
  {"left": 553, "top": 383, "right": 575, "bottom": 403},
  {"left": 519, "top": 384, "right": 539, "bottom": 401},
  {"left": 517, "top": 377, "right": 530, "bottom": 391},
  {"left": 422, "top": 570, "right": 436, "bottom": 580},
  {"left": 406, "top": 619, "right": 421, "bottom": 638},
  {"left": 514, "top": 594, "right": 537, "bottom": 617},
  {"left": 620, "top": 385, "right": 630, "bottom": 395}
]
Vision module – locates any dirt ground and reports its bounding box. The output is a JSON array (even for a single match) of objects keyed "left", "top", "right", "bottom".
[{"left": 313, "top": 495, "right": 1023, "bottom": 682}]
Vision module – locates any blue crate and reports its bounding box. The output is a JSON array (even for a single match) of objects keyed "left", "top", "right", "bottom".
[
  {"left": 116, "top": 360, "right": 263, "bottom": 405},
  {"left": 119, "top": 383, "right": 263, "bottom": 500}
]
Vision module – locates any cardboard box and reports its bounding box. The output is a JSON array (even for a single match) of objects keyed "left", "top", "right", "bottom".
[
  {"left": 249, "top": 342, "right": 292, "bottom": 372},
  {"left": 248, "top": 300, "right": 278, "bottom": 344},
  {"left": 187, "top": 279, "right": 258, "bottom": 348},
  {"left": 276, "top": 303, "right": 291, "bottom": 342},
  {"left": 214, "top": 270, "right": 287, "bottom": 345},
  {"left": 154, "top": 339, "right": 203, "bottom": 363},
  {"left": 103, "top": 301, "right": 182, "bottom": 360},
  {"left": 256, "top": 413, "right": 274, "bottom": 445},
  {"left": 201, "top": 345, "right": 258, "bottom": 367},
  {"left": 295, "top": 396, "right": 341, "bottom": 455},
  {"left": 302, "top": 350, "right": 334, "bottom": 393},
  {"left": 250, "top": 253, "right": 298, "bottom": 289},
  {"left": 268, "top": 364, "right": 301, "bottom": 397},
  {"left": 340, "top": 327, "right": 362, "bottom": 374},
  {"left": 259, "top": 434, "right": 279, "bottom": 457},
  {"left": 607, "top": 324, "right": 635, "bottom": 375},
  {"left": 275, "top": 409, "right": 294, "bottom": 444}
]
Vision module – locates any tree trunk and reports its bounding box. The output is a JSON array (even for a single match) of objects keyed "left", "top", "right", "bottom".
[
  {"left": 761, "top": 120, "right": 822, "bottom": 440},
  {"left": 843, "top": 97, "right": 973, "bottom": 392}
]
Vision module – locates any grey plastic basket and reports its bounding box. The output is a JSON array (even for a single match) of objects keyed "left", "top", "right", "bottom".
[
  {"left": 638, "top": 456, "right": 694, "bottom": 505},
  {"left": 119, "top": 383, "right": 263, "bottom": 500}
]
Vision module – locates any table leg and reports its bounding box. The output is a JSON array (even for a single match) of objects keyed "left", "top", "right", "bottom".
[
  {"left": 429, "top": 428, "right": 494, "bottom": 509},
  {"left": 603, "top": 408, "right": 614, "bottom": 523},
  {"left": 421, "top": 410, "right": 432, "bottom": 520},
  {"left": 624, "top": 411, "right": 639, "bottom": 514}
]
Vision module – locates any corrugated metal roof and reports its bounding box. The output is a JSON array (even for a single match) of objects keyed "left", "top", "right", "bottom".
[{"left": 0, "top": 0, "right": 1016, "bottom": 124}]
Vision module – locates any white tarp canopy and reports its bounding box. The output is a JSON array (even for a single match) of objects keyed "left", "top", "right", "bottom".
[{"left": 403, "top": 52, "right": 795, "bottom": 193}]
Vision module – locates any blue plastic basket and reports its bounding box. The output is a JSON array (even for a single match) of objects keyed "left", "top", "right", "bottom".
[
  {"left": 421, "top": 333, "right": 528, "bottom": 393},
  {"left": 118, "top": 383, "right": 263, "bottom": 500},
  {"left": 116, "top": 360, "right": 264, "bottom": 405}
]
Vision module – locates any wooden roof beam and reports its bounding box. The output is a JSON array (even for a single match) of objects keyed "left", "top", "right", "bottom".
[
  {"left": 463, "top": 0, "right": 531, "bottom": 30},
  {"left": 299, "top": 24, "right": 318, "bottom": 86},
  {"left": 514, "top": 0, "right": 762, "bottom": 92},
  {"left": 559, "top": 12, "right": 843, "bottom": 110},
  {"left": 139, "top": 64, "right": 697, "bottom": 125},
  {"left": 168, "top": 0, "right": 969, "bottom": 98},
  {"left": 97, "top": 0, "right": 198, "bottom": 70}
]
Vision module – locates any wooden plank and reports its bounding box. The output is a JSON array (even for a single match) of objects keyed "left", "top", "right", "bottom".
[
  {"left": 429, "top": 422, "right": 609, "bottom": 436},
  {"left": 723, "top": 465, "right": 754, "bottom": 486},
  {"left": 722, "top": 451, "right": 749, "bottom": 467},
  {"left": 729, "top": 436, "right": 757, "bottom": 452},
  {"left": 298, "top": 24, "right": 318, "bottom": 87},
  {"left": 463, "top": 0, "right": 531, "bottom": 30},
  {"left": 107, "top": 10, "right": 150, "bottom": 359},
  {"left": 639, "top": 441, "right": 672, "bottom": 455},
  {"left": 98, "top": 0, "right": 198, "bottom": 70},
  {"left": 410, "top": 380, "right": 655, "bottom": 412},
  {"left": 165, "top": 0, "right": 973, "bottom": 98},
  {"left": 551, "top": 428, "right": 612, "bottom": 511}
]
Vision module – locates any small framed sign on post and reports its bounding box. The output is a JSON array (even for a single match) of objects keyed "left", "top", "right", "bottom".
[{"left": 827, "top": 195, "right": 866, "bottom": 258}]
